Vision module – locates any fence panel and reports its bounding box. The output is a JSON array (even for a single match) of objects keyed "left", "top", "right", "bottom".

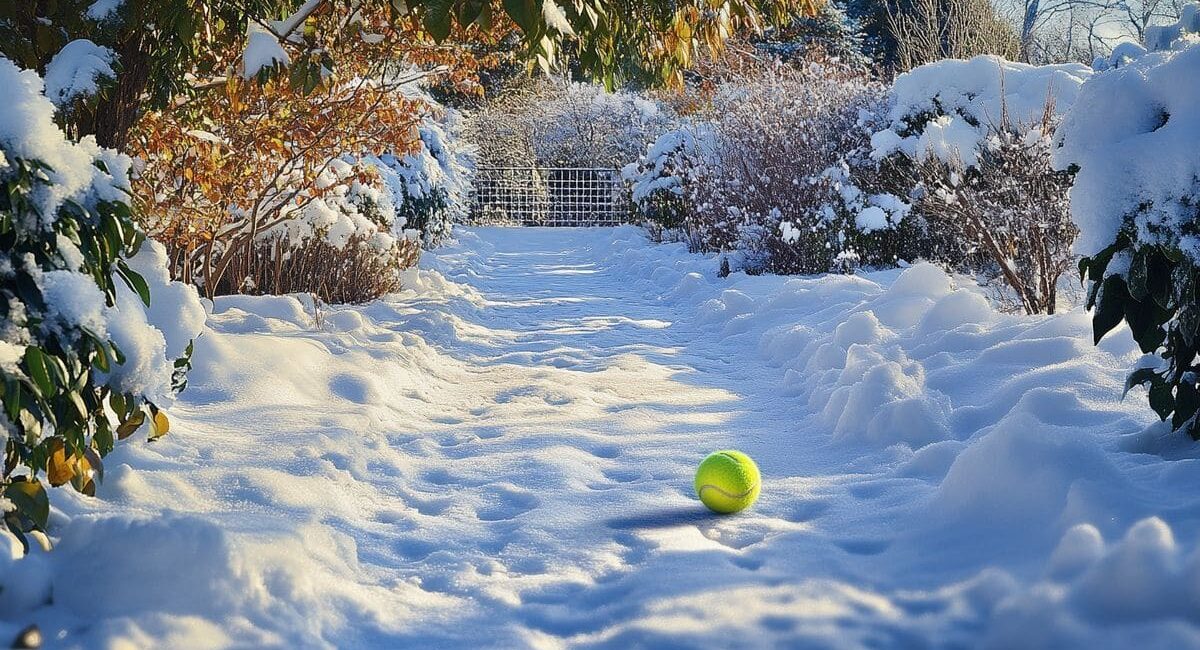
[{"left": 470, "top": 166, "right": 629, "bottom": 227}]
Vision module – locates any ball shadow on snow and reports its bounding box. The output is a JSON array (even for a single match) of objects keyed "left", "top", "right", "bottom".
[{"left": 605, "top": 506, "right": 715, "bottom": 530}]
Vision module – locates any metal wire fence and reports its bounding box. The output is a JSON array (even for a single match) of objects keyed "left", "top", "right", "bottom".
[{"left": 469, "top": 166, "right": 630, "bottom": 227}]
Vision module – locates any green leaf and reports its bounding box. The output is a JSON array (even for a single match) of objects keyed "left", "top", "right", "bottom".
[
  {"left": 1149, "top": 382, "right": 1174, "bottom": 421},
  {"left": 1128, "top": 249, "right": 1148, "bottom": 301},
  {"left": 1092, "top": 275, "right": 1128, "bottom": 345},
  {"left": 116, "top": 260, "right": 151, "bottom": 307},
  {"left": 94, "top": 419, "right": 114, "bottom": 456},
  {"left": 5, "top": 480, "right": 49, "bottom": 530},
  {"left": 22, "top": 347, "right": 55, "bottom": 398},
  {"left": 423, "top": 0, "right": 454, "bottom": 41},
  {"left": 92, "top": 337, "right": 111, "bottom": 373},
  {"left": 1123, "top": 366, "right": 1160, "bottom": 399},
  {"left": 454, "top": 0, "right": 485, "bottom": 27},
  {"left": 503, "top": 0, "right": 540, "bottom": 33}
]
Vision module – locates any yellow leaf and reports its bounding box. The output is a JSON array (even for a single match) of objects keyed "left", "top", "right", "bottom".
[
  {"left": 151, "top": 410, "right": 170, "bottom": 439},
  {"left": 46, "top": 439, "right": 77, "bottom": 487}
]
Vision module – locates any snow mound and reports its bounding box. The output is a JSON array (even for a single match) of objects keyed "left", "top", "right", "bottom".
[
  {"left": 986, "top": 517, "right": 1200, "bottom": 648},
  {"left": 873, "top": 55, "right": 1091, "bottom": 166},
  {"left": 43, "top": 39, "right": 115, "bottom": 108},
  {"left": 931, "top": 411, "right": 1122, "bottom": 531}
]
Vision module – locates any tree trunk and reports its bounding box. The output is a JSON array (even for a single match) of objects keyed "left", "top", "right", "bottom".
[{"left": 78, "top": 34, "right": 152, "bottom": 150}]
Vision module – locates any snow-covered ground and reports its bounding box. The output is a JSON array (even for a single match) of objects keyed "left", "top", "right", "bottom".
[{"left": 6, "top": 226, "right": 1200, "bottom": 648}]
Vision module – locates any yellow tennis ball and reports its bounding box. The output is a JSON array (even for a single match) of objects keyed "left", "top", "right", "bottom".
[{"left": 695, "top": 450, "right": 761, "bottom": 514}]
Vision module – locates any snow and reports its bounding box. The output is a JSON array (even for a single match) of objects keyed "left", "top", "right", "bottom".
[
  {"left": 43, "top": 40, "right": 116, "bottom": 109},
  {"left": 1055, "top": 20, "right": 1200, "bottom": 261},
  {"left": 85, "top": 0, "right": 124, "bottom": 21},
  {"left": 1146, "top": 3, "right": 1200, "bottom": 52},
  {"left": 872, "top": 55, "right": 1092, "bottom": 167},
  {"left": 242, "top": 25, "right": 290, "bottom": 79},
  {"left": 542, "top": 0, "right": 575, "bottom": 35},
  {"left": 368, "top": 112, "right": 476, "bottom": 247},
  {"left": 4, "top": 226, "right": 1200, "bottom": 647},
  {"left": 0, "top": 57, "right": 130, "bottom": 225},
  {"left": 623, "top": 125, "right": 717, "bottom": 204},
  {"left": 0, "top": 57, "right": 205, "bottom": 406}
]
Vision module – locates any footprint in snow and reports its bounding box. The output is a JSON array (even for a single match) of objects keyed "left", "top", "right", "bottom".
[
  {"left": 422, "top": 468, "right": 475, "bottom": 486},
  {"left": 602, "top": 468, "right": 644, "bottom": 483},
  {"left": 729, "top": 554, "right": 766, "bottom": 571},
  {"left": 475, "top": 485, "right": 539, "bottom": 521},
  {"left": 781, "top": 498, "right": 833, "bottom": 523},
  {"left": 329, "top": 373, "right": 373, "bottom": 403},
  {"left": 834, "top": 537, "right": 892, "bottom": 556},
  {"left": 587, "top": 443, "right": 621, "bottom": 459},
  {"left": 475, "top": 426, "right": 505, "bottom": 440}
]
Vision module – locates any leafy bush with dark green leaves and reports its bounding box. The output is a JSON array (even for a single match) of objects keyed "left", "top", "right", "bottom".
[
  {"left": 1, "top": 59, "right": 201, "bottom": 549},
  {"left": 1081, "top": 233, "right": 1200, "bottom": 437}
]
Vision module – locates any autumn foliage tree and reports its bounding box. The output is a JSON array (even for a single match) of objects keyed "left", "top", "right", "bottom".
[{"left": 130, "top": 4, "right": 484, "bottom": 299}]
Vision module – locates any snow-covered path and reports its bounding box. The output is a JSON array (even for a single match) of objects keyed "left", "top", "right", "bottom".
[{"left": 15, "top": 226, "right": 1200, "bottom": 649}]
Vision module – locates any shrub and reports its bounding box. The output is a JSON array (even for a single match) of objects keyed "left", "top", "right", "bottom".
[
  {"left": 755, "top": 0, "right": 874, "bottom": 69},
  {"left": 905, "top": 114, "right": 1077, "bottom": 314},
  {"left": 622, "top": 125, "right": 717, "bottom": 241},
  {"left": 0, "top": 59, "right": 203, "bottom": 545},
  {"left": 870, "top": 55, "right": 1091, "bottom": 314},
  {"left": 373, "top": 113, "right": 476, "bottom": 250},
  {"left": 468, "top": 79, "right": 676, "bottom": 169},
  {"left": 1056, "top": 7, "right": 1200, "bottom": 438},
  {"left": 885, "top": 0, "right": 1020, "bottom": 71},
  {"left": 625, "top": 57, "right": 902, "bottom": 273},
  {"left": 210, "top": 159, "right": 423, "bottom": 303}
]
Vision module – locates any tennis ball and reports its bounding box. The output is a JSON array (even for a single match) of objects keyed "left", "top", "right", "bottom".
[{"left": 694, "top": 450, "right": 760, "bottom": 514}]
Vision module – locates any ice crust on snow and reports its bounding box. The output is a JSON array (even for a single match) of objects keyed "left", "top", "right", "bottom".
[
  {"left": 872, "top": 55, "right": 1091, "bottom": 167},
  {"left": 4, "top": 226, "right": 1197, "bottom": 647}
]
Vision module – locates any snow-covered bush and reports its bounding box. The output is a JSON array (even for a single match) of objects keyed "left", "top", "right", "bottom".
[
  {"left": 373, "top": 112, "right": 476, "bottom": 249},
  {"left": 622, "top": 125, "right": 717, "bottom": 238},
  {"left": 0, "top": 58, "right": 203, "bottom": 542},
  {"left": 1057, "top": 5, "right": 1200, "bottom": 437},
  {"left": 625, "top": 59, "right": 904, "bottom": 274},
  {"left": 468, "top": 79, "right": 675, "bottom": 169},
  {"left": 141, "top": 100, "right": 473, "bottom": 303},
  {"left": 42, "top": 39, "right": 116, "bottom": 117},
  {"left": 905, "top": 115, "right": 1077, "bottom": 314},
  {"left": 216, "top": 158, "right": 422, "bottom": 303},
  {"left": 871, "top": 55, "right": 1090, "bottom": 314},
  {"left": 870, "top": 56, "right": 1091, "bottom": 168}
]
